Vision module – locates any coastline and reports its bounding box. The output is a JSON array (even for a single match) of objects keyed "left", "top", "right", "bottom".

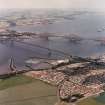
[{"left": 0, "top": 57, "right": 105, "bottom": 104}]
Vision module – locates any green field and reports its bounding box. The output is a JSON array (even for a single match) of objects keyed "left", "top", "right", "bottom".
[
  {"left": 77, "top": 95, "right": 105, "bottom": 105},
  {"left": 0, "top": 75, "right": 35, "bottom": 90},
  {"left": 0, "top": 75, "right": 57, "bottom": 105}
]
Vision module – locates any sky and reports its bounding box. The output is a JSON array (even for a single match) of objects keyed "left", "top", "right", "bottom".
[{"left": 0, "top": 0, "right": 105, "bottom": 10}]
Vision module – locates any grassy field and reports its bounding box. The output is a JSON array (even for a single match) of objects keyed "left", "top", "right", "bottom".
[
  {"left": 0, "top": 74, "right": 35, "bottom": 90},
  {"left": 0, "top": 75, "right": 57, "bottom": 105}
]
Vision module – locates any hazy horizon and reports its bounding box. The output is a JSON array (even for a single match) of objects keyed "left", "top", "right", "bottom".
[{"left": 0, "top": 0, "right": 105, "bottom": 11}]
